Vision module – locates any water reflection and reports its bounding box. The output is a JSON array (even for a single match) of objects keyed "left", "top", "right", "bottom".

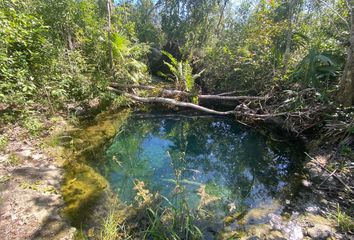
[{"left": 99, "top": 114, "right": 303, "bottom": 217}]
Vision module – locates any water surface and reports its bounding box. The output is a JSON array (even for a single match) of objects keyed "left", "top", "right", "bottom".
[{"left": 98, "top": 113, "right": 304, "bottom": 227}]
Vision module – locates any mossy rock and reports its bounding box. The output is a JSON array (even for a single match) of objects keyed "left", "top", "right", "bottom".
[{"left": 61, "top": 162, "right": 108, "bottom": 225}]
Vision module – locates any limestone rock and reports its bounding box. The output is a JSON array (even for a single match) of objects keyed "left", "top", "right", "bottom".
[{"left": 306, "top": 224, "right": 334, "bottom": 239}]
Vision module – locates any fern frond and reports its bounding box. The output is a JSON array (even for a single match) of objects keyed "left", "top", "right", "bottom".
[{"left": 162, "top": 50, "right": 178, "bottom": 66}]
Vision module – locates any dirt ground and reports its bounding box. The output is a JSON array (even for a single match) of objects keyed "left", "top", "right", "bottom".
[{"left": 0, "top": 123, "right": 75, "bottom": 240}]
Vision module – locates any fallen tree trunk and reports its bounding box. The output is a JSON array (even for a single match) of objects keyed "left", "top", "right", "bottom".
[
  {"left": 128, "top": 94, "right": 236, "bottom": 115},
  {"left": 109, "top": 87, "right": 288, "bottom": 118},
  {"left": 109, "top": 83, "right": 269, "bottom": 101},
  {"left": 199, "top": 94, "right": 268, "bottom": 101},
  {"left": 109, "top": 84, "right": 327, "bottom": 135},
  {"left": 109, "top": 87, "right": 235, "bottom": 115}
]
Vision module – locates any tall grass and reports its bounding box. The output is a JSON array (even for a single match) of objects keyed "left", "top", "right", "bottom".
[{"left": 142, "top": 169, "right": 203, "bottom": 240}]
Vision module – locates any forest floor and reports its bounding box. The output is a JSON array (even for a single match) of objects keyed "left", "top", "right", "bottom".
[{"left": 0, "top": 118, "right": 76, "bottom": 240}]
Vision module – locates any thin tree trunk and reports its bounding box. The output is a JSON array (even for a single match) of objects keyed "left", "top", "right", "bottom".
[
  {"left": 107, "top": 0, "right": 113, "bottom": 71},
  {"left": 67, "top": 31, "right": 74, "bottom": 50},
  {"left": 282, "top": 0, "right": 294, "bottom": 74},
  {"left": 216, "top": 0, "right": 229, "bottom": 36},
  {"left": 339, "top": 5, "right": 354, "bottom": 106}
]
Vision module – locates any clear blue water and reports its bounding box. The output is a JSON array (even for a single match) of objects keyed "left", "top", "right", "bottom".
[{"left": 98, "top": 113, "right": 303, "bottom": 217}]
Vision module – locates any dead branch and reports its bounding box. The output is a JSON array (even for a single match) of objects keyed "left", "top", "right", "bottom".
[
  {"left": 109, "top": 87, "right": 235, "bottom": 115},
  {"left": 217, "top": 90, "right": 249, "bottom": 96},
  {"left": 199, "top": 94, "right": 268, "bottom": 101},
  {"left": 305, "top": 152, "right": 354, "bottom": 193},
  {"left": 110, "top": 83, "right": 268, "bottom": 101}
]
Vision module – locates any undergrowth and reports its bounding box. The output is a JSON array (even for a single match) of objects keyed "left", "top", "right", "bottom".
[{"left": 330, "top": 204, "right": 354, "bottom": 232}]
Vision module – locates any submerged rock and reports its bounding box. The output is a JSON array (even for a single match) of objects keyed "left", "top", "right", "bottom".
[
  {"left": 298, "top": 213, "right": 336, "bottom": 239},
  {"left": 269, "top": 213, "right": 303, "bottom": 240},
  {"left": 306, "top": 224, "right": 334, "bottom": 239}
]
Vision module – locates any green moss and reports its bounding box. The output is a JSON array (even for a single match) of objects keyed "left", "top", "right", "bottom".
[
  {"left": 66, "top": 110, "right": 131, "bottom": 153},
  {"left": 217, "top": 230, "right": 245, "bottom": 239},
  {"left": 0, "top": 175, "right": 11, "bottom": 184},
  {"left": 58, "top": 109, "right": 131, "bottom": 226},
  {"left": 62, "top": 163, "right": 108, "bottom": 225},
  {"left": 20, "top": 180, "right": 57, "bottom": 194}
]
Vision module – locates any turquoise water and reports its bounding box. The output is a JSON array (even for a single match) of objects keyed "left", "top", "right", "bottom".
[{"left": 98, "top": 113, "right": 303, "bottom": 217}]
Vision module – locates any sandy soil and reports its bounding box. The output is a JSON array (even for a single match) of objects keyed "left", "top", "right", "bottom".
[{"left": 0, "top": 123, "right": 75, "bottom": 240}]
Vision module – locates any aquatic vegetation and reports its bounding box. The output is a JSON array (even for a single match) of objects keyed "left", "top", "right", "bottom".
[
  {"left": 61, "top": 163, "right": 108, "bottom": 224},
  {"left": 48, "top": 110, "right": 305, "bottom": 238},
  {"left": 143, "top": 179, "right": 203, "bottom": 240},
  {"left": 96, "top": 113, "right": 304, "bottom": 237},
  {"left": 134, "top": 180, "right": 155, "bottom": 207},
  {"left": 99, "top": 211, "right": 122, "bottom": 240},
  {"left": 57, "top": 110, "right": 131, "bottom": 225}
]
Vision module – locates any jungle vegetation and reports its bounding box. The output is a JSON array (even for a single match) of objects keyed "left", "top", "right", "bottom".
[
  {"left": 1, "top": 0, "right": 354, "bottom": 238},
  {"left": 1, "top": 0, "right": 353, "bottom": 117}
]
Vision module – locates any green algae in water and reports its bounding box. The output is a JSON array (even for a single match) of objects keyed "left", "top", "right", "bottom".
[
  {"left": 61, "top": 163, "right": 108, "bottom": 223},
  {"left": 98, "top": 113, "right": 304, "bottom": 221},
  {"left": 59, "top": 110, "right": 131, "bottom": 225}
]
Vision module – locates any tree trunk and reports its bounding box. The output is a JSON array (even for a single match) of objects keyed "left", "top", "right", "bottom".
[
  {"left": 109, "top": 83, "right": 269, "bottom": 101},
  {"left": 107, "top": 0, "right": 113, "bottom": 71},
  {"left": 339, "top": 5, "right": 354, "bottom": 106},
  {"left": 216, "top": 0, "right": 229, "bottom": 36},
  {"left": 111, "top": 89, "right": 287, "bottom": 118},
  {"left": 282, "top": 0, "right": 294, "bottom": 74},
  {"left": 109, "top": 87, "right": 235, "bottom": 115},
  {"left": 67, "top": 31, "right": 74, "bottom": 50}
]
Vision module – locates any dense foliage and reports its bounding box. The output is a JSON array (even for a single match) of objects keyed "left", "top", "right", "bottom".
[
  {"left": 1, "top": 0, "right": 353, "bottom": 119},
  {"left": 1, "top": 0, "right": 353, "bottom": 239},
  {"left": 0, "top": 0, "right": 150, "bottom": 118}
]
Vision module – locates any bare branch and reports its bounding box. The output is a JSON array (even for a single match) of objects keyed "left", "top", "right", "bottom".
[
  {"left": 109, "top": 87, "right": 235, "bottom": 115},
  {"left": 109, "top": 83, "right": 269, "bottom": 101}
]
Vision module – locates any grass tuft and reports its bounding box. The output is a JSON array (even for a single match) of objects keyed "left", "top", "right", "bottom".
[{"left": 331, "top": 204, "right": 354, "bottom": 232}]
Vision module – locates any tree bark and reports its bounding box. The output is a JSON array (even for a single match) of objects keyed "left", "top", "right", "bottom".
[
  {"left": 109, "top": 87, "right": 235, "bottom": 115},
  {"left": 107, "top": 0, "right": 113, "bottom": 70},
  {"left": 67, "top": 31, "right": 74, "bottom": 50},
  {"left": 216, "top": 0, "right": 229, "bottom": 36},
  {"left": 109, "top": 83, "right": 269, "bottom": 101},
  {"left": 108, "top": 87, "right": 286, "bottom": 118},
  {"left": 282, "top": 0, "right": 294, "bottom": 74},
  {"left": 339, "top": 5, "right": 354, "bottom": 106}
]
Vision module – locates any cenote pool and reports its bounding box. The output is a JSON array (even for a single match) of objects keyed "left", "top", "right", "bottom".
[{"left": 87, "top": 112, "right": 305, "bottom": 234}]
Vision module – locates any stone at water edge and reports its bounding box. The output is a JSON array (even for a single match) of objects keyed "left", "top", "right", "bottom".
[
  {"left": 269, "top": 213, "right": 304, "bottom": 240},
  {"left": 306, "top": 224, "right": 334, "bottom": 239}
]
